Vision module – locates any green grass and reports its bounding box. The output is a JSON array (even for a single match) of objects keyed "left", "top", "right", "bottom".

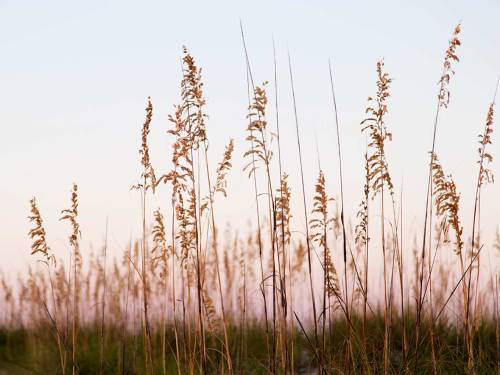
[{"left": 0, "top": 314, "right": 497, "bottom": 374}]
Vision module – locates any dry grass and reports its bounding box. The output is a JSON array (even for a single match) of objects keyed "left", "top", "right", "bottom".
[{"left": 0, "top": 23, "right": 499, "bottom": 375}]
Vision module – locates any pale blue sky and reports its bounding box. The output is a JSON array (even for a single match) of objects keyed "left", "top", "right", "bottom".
[{"left": 1, "top": 0, "right": 500, "bottom": 273}]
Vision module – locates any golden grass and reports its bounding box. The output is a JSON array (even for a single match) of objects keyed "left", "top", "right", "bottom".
[{"left": 0, "top": 22, "right": 498, "bottom": 375}]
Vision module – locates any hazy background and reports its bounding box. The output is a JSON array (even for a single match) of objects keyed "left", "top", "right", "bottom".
[{"left": 1, "top": 0, "right": 500, "bottom": 277}]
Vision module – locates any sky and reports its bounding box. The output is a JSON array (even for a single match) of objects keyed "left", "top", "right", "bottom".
[{"left": 1, "top": 0, "right": 500, "bottom": 276}]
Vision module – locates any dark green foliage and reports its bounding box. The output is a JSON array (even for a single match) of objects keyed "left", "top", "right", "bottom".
[{"left": 0, "top": 314, "right": 497, "bottom": 374}]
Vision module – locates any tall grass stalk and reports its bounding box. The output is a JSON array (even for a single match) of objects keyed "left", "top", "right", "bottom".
[
  {"left": 272, "top": 38, "right": 291, "bottom": 374},
  {"left": 134, "top": 98, "right": 155, "bottom": 373},
  {"left": 240, "top": 22, "right": 272, "bottom": 370},
  {"left": 29, "top": 197, "right": 66, "bottom": 374},
  {"left": 287, "top": 51, "right": 320, "bottom": 371},
  {"left": 415, "top": 24, "right": 462, "bottom": 372},
  {"left": 468, "top": 79, "right": 498, "bottom": 353},
  {"left": 60, "top": 183, "right": 81, "bottom": 375},
  {"left": 361, "top": 60, "right": 394, "bottom": 374},
  {"left": 328, "top": 60, "right": 354, "bottom": 369}
]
